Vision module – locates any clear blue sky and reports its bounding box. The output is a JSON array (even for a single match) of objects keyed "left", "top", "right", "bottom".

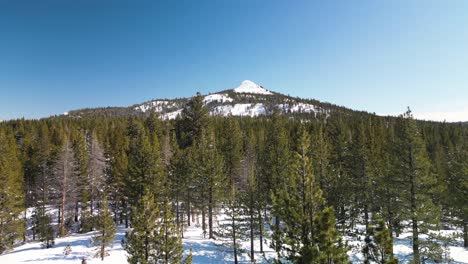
[{"left": 1, "top": 0, "right": 467, "bottom": 121}]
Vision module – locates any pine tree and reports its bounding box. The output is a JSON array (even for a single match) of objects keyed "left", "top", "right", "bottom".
[
  {"left": 0, "top": 129, "right": 25, "bottom": 253},
  {"left": 127, "top": 120, "right": 163, "bottom": 209},
  {"left": 220, "top": 184, "right": 248, "bottom": 264},
  {"left": 446, "top": 132, "right": 468, "bottom": 247},
  {"left": 33, "top": 205, "right": 55, "bottom": 248},
  {"left": 192, "top": 128, "right": 224, "bottom": 239},
  {"left": 157, "top": 198, "right": 184, "bottom": 264},
  {"left": 72, "top": 129, "right": 89, "bottom": 224},
  {"left": 107, "top": 122, "right": 129, "bottom": 227},
  {"left": 362, "top": 217, "right": 398, "bottom": 264},
  {"left": 271, "top": 127, "right": 325, "bottom": 263},
  {"left": 394, "top": 109, "right": 441, "bottom": 264},
  {"left": 314, "top": 207, "right": 350, "bottom": 264},
  {"left": 176, "top": 92, "right": 209, "bottom": 149},
  {"left": 80, "top": 190, "right": 94, "bottom": 233},
  {"left": 264, "top": 113, "right": 290, "bottom": 257},
  {"left": 124, "top": 191, "right": 160, "bottom": 264},
  {"left": 124, "top": 191, "right": 183, "bottom": 264},
  {"left": 241, "top": 130, "right": 260, "bottom": 262},
  {"left": 93, "top": 195, "right": 116, "bottom": 261}
]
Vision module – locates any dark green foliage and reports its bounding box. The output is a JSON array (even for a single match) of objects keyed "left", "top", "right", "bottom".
[
  {"left": 271, "top": 127, "right": 326, "bottom": 263},
  {"left": 124, "top": 191, "right": 183, "bottom": 264},
  {"left": 220, "top": 185, "right": 249, "bottom": 264},
  {"left": 394, "top": 109, "right": 441, "bottom": 263},
  {"left": 363, "top": 217, "right": 398, "bottom": 264},
  {"left": 0, "top": 99, "right": 466, "bottom": 262},
  {"left": 314, "top": 207, "right": 350, "bottom": 264},
  {"left": 93, "top": 195, "right": 116, "bottom": 260},
  {"left": 123, "top": 191, "right": 160, "bottom": 264},
  {"left": 158, "top": 198, "right": 184, "bottom": 264},
  {"left": 0, "top": 129, "right": 25, "bottom": 253},
  {"left": 33, "top": 205, "right": 55, "bottom": 248}
]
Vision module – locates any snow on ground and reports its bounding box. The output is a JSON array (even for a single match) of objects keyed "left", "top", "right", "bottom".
[
  {"left": 2, "top": 211, "right": 467, "bottom": 263},
  {"left": 135, "top": 100, "right": 176, "bottom": 113},
  {"left": 182, "top": 211, "right": 277, "bottom": 263},
  {"left": 212, "top": 103, "right": 267, "bottom": 117},
  {"left": 344, "top": 224, "right": 468, "bottom": 264},
  {"left": 203, "top": 94, "right": 234, "bottom": 104},
  {"left": 0, "top": 226, "right": 128, "bottom": 264},
  {"left": 233, "top": 80, "right": 273, "bottom": 95},
  {"left": 277, "top": 103, "right": 318, "bottom": 114}
]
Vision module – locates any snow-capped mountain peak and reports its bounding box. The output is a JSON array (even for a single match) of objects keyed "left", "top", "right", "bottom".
[
  {"left": 233, "top": 80, "right": 273, "bottom": 95},
  {"left": 68, "top": 80, "right": 333, "bottom": 120}
]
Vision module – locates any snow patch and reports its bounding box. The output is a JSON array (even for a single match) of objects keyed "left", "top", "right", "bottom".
[
  {"left": 135, "top": 100, "right": 175, "bottom": 113},
  {"left": 212, "top": 103, "right": 266, "bottom": 117},
  {"left": 277, "top": 103, "right": 317, "bottom": 114},
  {"left": 203, "top": 94, "right": 233, "bottom": 104},
  {"left": 233, "top": 80, "right": 273, "bottom": 95},
  {"left": 162, "top": 109, "right": 183, "bottom": 120}
]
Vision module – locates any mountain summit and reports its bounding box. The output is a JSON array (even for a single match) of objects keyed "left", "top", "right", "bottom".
[
  {"left": 233, "top": 80, "right": 273, "bottom": 95},
  {"left": 67, "top": 80, "right": 350, "bottom": 119}
]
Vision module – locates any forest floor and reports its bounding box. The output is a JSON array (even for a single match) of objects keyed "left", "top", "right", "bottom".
[{"left": 0, "top": 209, "right": 467, "bottom": 263}]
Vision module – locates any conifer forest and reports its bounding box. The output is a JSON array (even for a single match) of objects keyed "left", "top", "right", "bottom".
[{"left": 0, "top": 93, "right": 467, "bottom": 263}]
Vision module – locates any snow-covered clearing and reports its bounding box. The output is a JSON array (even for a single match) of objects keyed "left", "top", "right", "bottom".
[{"left": 1, "top": 210, "right": 467, "bottom": 263}]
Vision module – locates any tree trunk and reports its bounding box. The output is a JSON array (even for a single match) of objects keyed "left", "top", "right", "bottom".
[
  {"left": 145, "top": 233, "right": 149, "bottom": 261},
  {"left": 176, "top": 191, "right": 180, "bottom": 229},
  {"left": 250, "top": 201, "right": 254, "bottom": 263},
  {"left": 208, "top": 189, "right": 214, "bottom": 239},
  {"left": 202, "top": 203, "right": 206, "bottom": 238},
  {"left": 187, "top": 189, "right": 191, "bottom": 227},
  {"left": 409, "top": 148, "right": 420, "bottom": 264},
  {"left": 233, "top": 211, "right": 238, "bottom": 264},
  {"left": 75, "top": 201, "right": 79, "bottom": 222},
  {"left": 364, "top": 204, "right": 370, "bottom": 262},
  {"left": 258, "top": 207, "right": 264, "bottom": 253},
  {"left": 60, "top": 194, "right": 65, "bottom": 236},
  {"left": 464, "top": 220, "right": 468, "bottom": 248},
  {"left": 101, "top": 229, "right": 105, "bottom": 260}
]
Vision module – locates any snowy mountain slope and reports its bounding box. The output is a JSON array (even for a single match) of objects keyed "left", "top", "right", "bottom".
[{"left": 66, "top": 80, "right": 351, "bottom": 119}]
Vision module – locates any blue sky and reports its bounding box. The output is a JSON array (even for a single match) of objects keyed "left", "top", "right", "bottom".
[{"left": 1, "top": 0, "right": 467, "bottom": 121}]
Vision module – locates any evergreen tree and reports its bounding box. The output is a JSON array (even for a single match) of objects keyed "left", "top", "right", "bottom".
[
  {"left": 220, "top": 184, "right": 248, "bottom": 264},
  {"left": 124, "top": 191, "right": 183, "bottom": 264},
  {"left": 127, "top": 120, "right": 163, "bottom": 209},
  {"left": 264, "top": 113, "right": 290, "bottom": 257},
  {"left": 32, "top": 204, "right": 55, "bottom": 248},
  {"left": 157, "top": 198, "right": 184, "bottom": 264},
  {"left": 241, "top": 130, "right": 260, "bottom": 262},
  {"left": 107, "top": 122, "right": 129, "bottom": 227},
  {"left": 176, "top": 92, "right": 209, "bottom": 149},
  {"left": 446, "top": 132, "right": 468, "bottom": 247},
  {"left": 93, "top": 195, "right": 116, "bottom": 261},
  {"left": 192, "top": 128, "right": 224, "bottom": 239},
  {"left": 362, "top": 217, "right": 398, "bottom": 264},
  {"left": 271, "top": 127, "right": 325, "bottom": 263},
  {"left": 0, "top": 129, "right": 25, "bottom": 253},
  {"left": 123, "top": 191, "right": 160, "bottom": 264},
  {"left": 314, "top": 207, "right": 350, "bottom": 264},
  {"left": 394, "top": 109, "right": 441, "bottom": 264}
]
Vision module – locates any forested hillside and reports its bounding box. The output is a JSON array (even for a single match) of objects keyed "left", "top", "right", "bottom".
[{"left": 0, "top": 93, "right": 466, "bottom": 263}]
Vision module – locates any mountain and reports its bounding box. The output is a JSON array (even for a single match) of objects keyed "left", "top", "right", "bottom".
[{"left": 66, "top": 80, "right": 360, "bottom": 119}]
